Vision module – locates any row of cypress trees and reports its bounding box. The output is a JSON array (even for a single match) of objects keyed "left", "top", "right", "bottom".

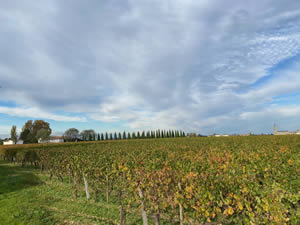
[{"left": 82, "top": 129, "right": 185, "bottom": 141}]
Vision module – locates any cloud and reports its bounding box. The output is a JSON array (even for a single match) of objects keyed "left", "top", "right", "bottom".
[
  {"left": 240, "top": 105, "right": 300, "bottom": 120},
  {"left": 0, "top": 106, "right": 86, "bottom": 122},
  {"left": 0, "top": 0, "right": 300, "bottom": 134}
]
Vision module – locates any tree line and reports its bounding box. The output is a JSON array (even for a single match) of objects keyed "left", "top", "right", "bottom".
[
  {"left": 3, "top": 120, "right": 185, "bottom": 145},
  {"left": 64, "top": 128, "right": 186, "bottom": 142}
]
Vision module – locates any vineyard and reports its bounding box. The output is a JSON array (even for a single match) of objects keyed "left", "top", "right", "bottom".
[{"left": 0, "top": 136, "right": 299, "bottom": 225}]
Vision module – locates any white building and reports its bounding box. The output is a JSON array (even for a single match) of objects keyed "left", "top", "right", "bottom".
[
  {"left": 16, "top": 140, "right": 24, "bottom": 144},
  {"left": 3, "top": 140, "right": 14, "bottom": 145},
  {"left": 214, "top": 134, "right": 229, "bottom": 137},
  {"left": 3, "top": 139, "right": 24, "bottom": 145},
  {"left": 38, "top": 136, "right": 64, "bottom": 143}
]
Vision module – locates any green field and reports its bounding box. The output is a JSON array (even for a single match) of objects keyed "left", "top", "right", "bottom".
[{"left": 0, "top": 136, "right": 299, "bottom": 225}]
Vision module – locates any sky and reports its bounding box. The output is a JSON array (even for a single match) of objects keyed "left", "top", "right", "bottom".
[{"left": 1, "top": 0, "right": 300, "bottom": 138}]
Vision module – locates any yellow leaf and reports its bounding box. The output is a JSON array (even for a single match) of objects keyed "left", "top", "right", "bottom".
[
  {"left": 227, "top": 206, "right": 234, "bottom": 215},
  {"left": 237, "top": 201, "right": 243, "bottom": 210}
]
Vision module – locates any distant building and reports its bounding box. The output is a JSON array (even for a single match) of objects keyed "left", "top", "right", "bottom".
[
  {"left": 16, "top": 140, "right": 24, "bottom": 144},
  {"left": 273, "top": 124, "right": 300, "bottom": 135},
  {"left": 213, "top": 134, "right": 229, "bottom": 137},
  {"left": 3, "top": 139, "right": 14, "bottom": 145},
  {"left": 3, "top": 139, "right": 24, "bottom": 145},
  {"left": 38, "top": 136, "right": 64, "bottom": 143}
]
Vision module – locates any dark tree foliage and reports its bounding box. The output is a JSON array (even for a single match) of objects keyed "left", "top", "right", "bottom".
[
  {"left": 132, "top": 132, "right": 136, "bottom": 139},
  {"left": 128, "top": 132, "right": 131, "bottom": 139},
  {"left": 11, "top": 125, "right": 17, "bottom": 144},
  {"left": 80, "top": 130, "right": 96, "bottom": 141},
  {"left": 105, "top": 132, "right": 108, "bottom": 140},
  {"left": 20, "top": 120, "right": 51, "bottom": 143},
  {"left": 64, "top": 128, "right": 79, "bottom": 142},
  {"left": 118, "top": 132, "right": 122, "bottom": 140},
  {"left": 114, "top": 132, "right": 117, "bottom": 140},
  {"left": 123, "top": 131, "right": 126, "bottom": 139},
  {"left": 101, "top": 133, "right": 104, "bottom": 141}
]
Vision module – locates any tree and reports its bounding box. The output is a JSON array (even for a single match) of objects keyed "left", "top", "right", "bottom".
[
  {"left": 32, "top": 120, "right": 51, "bottom": 139},
  {"left": 109, "top": 133, "right": 113, "bottom": 140},
  {"left": 101, "top": 133, "right": 104, "bottom": 141},
  {"left": 105, "top": 132, "right": 108, "bottom": 140},
  {"left": 114, "top": 132, "right": 117, "bottom": 140},
  {"left": 64, "top": 128, "right": 79, "bottom": 142},
  {"left": 36, "top": 128, "right": 51, "bottom": 142},
  {"left": 97, "top": 133, "right": 100, "bottom": 141},
  {"left": 10, "top": 125, "right": 17, "bottom": 144},
  {"left": 123, "top": 131, "right": 126, "bottom": 139},
  {"left": 80, "top": 130, "right": 96, "bottom": 141},
  {"left": 118, "top": 132, "right": 122, "bottom": 140},
  {"left": 20, "top": 120, "right": 51, "bottom": 143},
  {"left": 128, "top": 132, "right": 131, "bottom": 139}
]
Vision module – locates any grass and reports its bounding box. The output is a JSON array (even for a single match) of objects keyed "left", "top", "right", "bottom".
[{"left": 0, "top": 160, "right": 145, "bottom": 225}]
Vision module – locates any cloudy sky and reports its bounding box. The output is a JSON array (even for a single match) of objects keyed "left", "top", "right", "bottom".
[{"left": 1, "top": 0, "right": 300, "bottom": 137}]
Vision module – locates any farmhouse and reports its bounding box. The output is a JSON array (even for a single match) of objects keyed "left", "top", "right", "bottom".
[
  {"left": 3, "top": 139, "right": 14, "bottom": 145},
  {"left": 38, "top": 136, "right": 64, "bottom": 143},
  {"left": 273, "top": 124, "right": 300, "bottom": 135},
  {"left": 3, "top": 139, "right": 24, "bottom": 145}
]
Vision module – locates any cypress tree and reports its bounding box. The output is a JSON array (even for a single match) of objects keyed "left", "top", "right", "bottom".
[
  {"left": 109, "top": 133, "right": 112, "bottom": 140},
  {"left": 118, "top": 132, "right": 122, "bottom": 140},
  {"left": 142, "top": 131, "right": 145, "bottom": 138},
  {"left": 132, "top": 132, "right": 136, "bottom": 139},
  {"left": 128, "top": 132, "right": 131, "bottom": 139},
  {"left": 172, "top": 130, "right": 175, "bottom": 138},
  {"left": 89, "top": 134, "right": 92, "bottom": 141},
  {"left": 182, "top": 131, "right": 185, "bottom": 137},
  {"left": 114, "top": 132, "right": 117, "bottom": 140},
  {"left": 101, "top": 133, "right": 104, "bottom": 141},
  {"left": 137, "top": 131, "right": 141, "bottom": 139},
  {"left": 97, "top": 133, "right": 100, "bottom": 141},
  {"left": 123, "top": 131, "right": 126, "bottom": 139},
  {"left": 161, "top": 130, "right": 164, "bottom": 138},
  {"left": 180, "top": 130, "right": 183, "bottom": 137},
  {"left": 105, "top": 132, "right": 108, "bottom": 140}
]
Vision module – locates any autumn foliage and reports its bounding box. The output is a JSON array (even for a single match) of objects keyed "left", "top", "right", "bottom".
[{"left": 0, "top": 135, "right": 299, "bottom": 224}]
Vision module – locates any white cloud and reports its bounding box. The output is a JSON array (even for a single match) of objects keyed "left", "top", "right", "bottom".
[
  {"left": 0, "top": 106, "right": 86, "bottom": 122},
  {"left": 0, "top": 0, "right": 300, "bottom": 134}
]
